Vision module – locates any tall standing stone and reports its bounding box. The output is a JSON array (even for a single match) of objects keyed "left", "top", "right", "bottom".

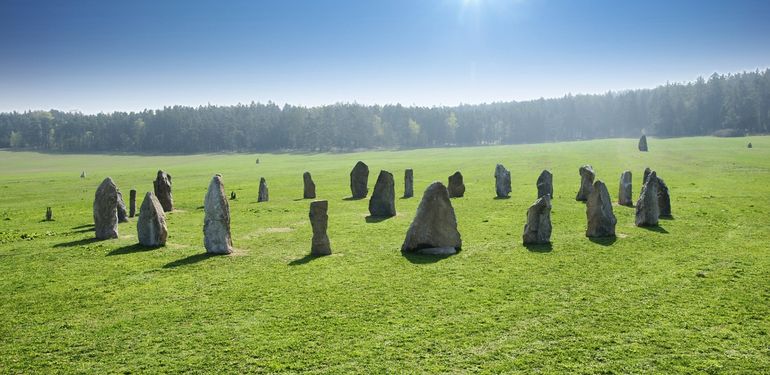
[
  {"left": 638, "top": 135, "right": 648, "bottom": 152},
  {"left": 447, "top": 171, "right": 465, "bottom": 198},
  {"left": 309, "top": 200, "right": 331, "bottom": 256},
  {"left": 303, "top": 172, "right": 316, "bottom": 199},
  {"left": 203, "top": 175, "right": 233, "bottom": 254},
  {"left": 494, "top": 164, "right": 512, "bottom": 198},
  {"left": 586, "top": 180, "right": 617, "bottom": 237},
  {"left": 635, "top": 171, "right": 659, "bottom": 227},
  {"left": 522, "top": 195, "right": 552, "bottom": 245},
  {"left": 137, "top": 192, "right": 168, "bottom": 247},
  {"left": 643, "top": 167, "right": 652, "bottom": 184},
  {"left": 129, "top": 189, "right": 137, "bottom": 217},
  {"left": 93, "top": 177, "right": 119, "bottom": 240},
  {"left": 258, "top": 177, "right": 269, "bottom": 202},
  {"left": 404, "top": 169, "right": 414, "bottom": 198},
  {"left": 575, "top": 165, "right": 595, "bottom": 202},
  {"left": 657, "top": 176, "right": 672, "bottom": 218},
  {"left": 153, "top": 170, "right": 173, "bottom": 212},
  {"left": 45, "top": 207, "right": 52, "bottom": 221},
  {"left": 618, "top": 171, "right": 633, "bottom": 206},
  {"left": 402, "top": 182, "right": 462, "bottom": 255},
  {"left": 350, "top": 161, "right": 369, "bottom": 199},
  {"left": 537, "top": 170, "right": 553, "bottom": 198},
  {"left": 369, "top": 170, "right": 396, "bottom": 217},
  {"left": 116, "top": 190, "right": 129, "bottom": 223}
]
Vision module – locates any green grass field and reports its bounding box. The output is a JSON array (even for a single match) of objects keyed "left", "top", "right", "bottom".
[{"left": 1, "top": 136, "right": 768, "bottom": 373}]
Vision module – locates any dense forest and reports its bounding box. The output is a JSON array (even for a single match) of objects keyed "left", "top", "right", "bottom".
[{"left": 1, "top": 70, "right": 768, "bottom": 153}]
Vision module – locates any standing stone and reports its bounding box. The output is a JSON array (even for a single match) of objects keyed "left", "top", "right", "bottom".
[
  {"left": 116, "top": 190, "right": 129, "bottom": 223},
  {"left": 522, "top": 195, "right": 552, "bottom": 245},
  {"left": 258, "top": 177, "right": 269, "bottom": 202},
  {"left": 204, "top": 175, "right": 233, "bottom": 254},
  {"left": 402, "top": 182, "right": 462, "bottom": 255},
  {"left": 303, "top": 172, "right": 316, "bottom": 199},
  {"left": 575, "top": 165, "right": 595, "bottom": 202},
  {"left": 537, "top": 170, "right": 553, "bottom": 198},
  {"left": 93, "top": 177, "right": 119, "bottom": 240},
  {"left": 309, "top": 200, "right": 331, "bottom": 256},
  {"left": 350, "top": 161, "right": 369, "bottom": 199},
  {"left": 657, "top": 176, "right": 672, "bottom": 218},
  {"left": 747, "top": 142, "right": 752, "bottom": 149},
  {"left": 494, "top": 164, "right": 512, "bottom": 198},
  {"left": 404, "top": 169, "right": 414, "bottom": 198},
  {"left": 635, "top": 171, "right": 659, "bottom": 227},
  {"left": 230, "top": 191, "right": 236, "bottom": 200},
  {"left": 447, "top": 171, "right": 465, "bottom": 198},
  {"left": 129, "top": 189, "right": 137, "bottom": 217},
  {"left": 368, "top": 170, "right": 396, "bottom": 217},
  {"left": 643, "top": 167, "right": 652, "bottom": 184},
  {"left": 639, "top": 135, "right": 648, "bottom": 152},
  {"left": 586, "top": 180, "right": 617, "bottom": 237},
  {"left": 618, "top": 171, "right": 633, "bottom": 206},
  {"left": 137, "top": 192, "right": 168, "bottom": 247},
  {"left": 45, "top": 207, "right": 52, "bottom": 221},
  {"left": 80, "top": 171, "right": 86, "bottom": 179},
  {"left": 153, "top": 170, "right": 173, "bottom": 212}
]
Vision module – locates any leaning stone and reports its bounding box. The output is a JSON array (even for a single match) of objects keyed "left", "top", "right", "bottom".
[
  {"left": 93, "top": 177, "right": 119, "bottom": 240},
  {"left": 618, "top": 170, "right": 633, "bottom": 206},
  {"left": 657, "top": 176, "right": 672, "bottom": 218},
  {"left": 639, "top": 135, "right": 648, "bottom": 152},
  {"left": 258, "top": 177, "right": 269, "bottom": 202},
  {"left": 537, "top": 170, "right": 553, "bottom": 198},
  {"left": 129, "top": 189, "right": 137, "bottom": 217},
  {"left": 303, "top": 172, "right": 316, "bottom": 199},
  {"left": 204, "top": 175, "right": 233, "bottom": 254},
  {"left": 309, "top": 200, "right": 331, "bottom": 256},
  {"left": 522, "top": 195, "right": 552, "bottom": 245},
  {"left": 350, "top": 161, "right": 369, "bottom": 199},
  {"left": 45, "top": 207, "right": 52, "bottom": 221},
  {"left": 153, "top": 170, "right": 173, "bottom": 212},
  {"left": 404, "top": 169, "right": 414, "bottom": 198},
  {"left": 494, "top": 164, "right": 512, "bottom": 198},
  {"left": 586, "top": 180, "right": 617, "bottom": 237},
  {"left": 635, "top": 171, "right": 659, "bottom": 227},
  {"left": 117, "top": 190, "right": 129, "bottom": 223},
  {"left": 402, "top": 182, "right": 462, "bottom": 254},
  {"left": 575, "top": 165, "right": 595, "bottom": 202},
  {"left": 447, "top": 171, "right": 465, "bottom": 198},
  {"left": 369, "top": 170, "right": 396, "bottom": 217},
  {"left": 137, "top": 192, "right": 168, "bottom": 247}
]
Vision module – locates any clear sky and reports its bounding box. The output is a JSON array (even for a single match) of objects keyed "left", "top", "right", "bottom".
[{"left": 1, "top": 0, "right": 769, "bottom": 113}]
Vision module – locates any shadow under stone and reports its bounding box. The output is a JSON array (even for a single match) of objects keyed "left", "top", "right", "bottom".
[
  {"left": 523, "top": 243, "right": 553, "bottom": 253},
  {"left": 288, "top": 254, "right": 327, "bottom": 266},
  {"left": 588, "top": 236, "right": 617, "bottom": 246},
  {"left": 71, "top": 224, "right": 94, "bottom": 230},
  {"left": 53, "top": 237, "right": 102, "bottom": 248},
  {"left": 659, "top": 215, "right": 675, "bottom": 220},
  {"left": 639, "top": 225, "right": 669, "bottom": 234},
  {"left": 493, "top": 196, "right": 511, "bottom": 200},
  {"left": 162, "top": 253, "right": 217, "bottom": 269},
  {"left": 343, "top": 196, "right": 365, "bottom": 201},
  {"left": 107, "top": 243, "right": 160, "bottom": 256},
  {"left": 401, "top": 249, "right": 458, "bottom": 264},
  {"left": 365, "top": 215, "right": 393, "bottom": 223}
]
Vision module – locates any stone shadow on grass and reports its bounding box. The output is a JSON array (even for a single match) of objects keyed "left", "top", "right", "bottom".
[
  {"left": 401, "top": 250, "right": 458, "bottom": 264},
  {"left": 162, "top": 253, "right": 217, "bottom": 269},
  {"left": 343, "top": 196, "right": 365, "bottom": 201},
  {"left": 639, "top": 225, "right": 669, "bottom": 234},
  {"left": 288, "top": 254, "right": 327, "bottom": 266},
  {"left": 493, "top": 196, "right": 511, "bottom": 200},
  {"left": 365, "top": 215, "right": 392, "bottom": 223},
  {"left": 660, "top": 215, "right": 675, "bottom": 220},
  {"left": 588, "top": 236, "right": 617, "bottom": 246},
  {"left": 54, "top": 237, "right": 102, "bottom": 248},
  {"left": 524, "top": 243, "right": 553, "bottom": 253},
  {"left": 107, "top": 243, "right": 160, "bottom": 256},
  {"left": 72, "top": 224, "right": 94, "bottom": 230}
]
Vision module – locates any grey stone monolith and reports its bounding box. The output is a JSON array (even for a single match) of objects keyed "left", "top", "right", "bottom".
[
  {"left": 635, "top": 171, "right": 659, "bottom": 227},
  {"left": 117, "top": 190, "right": 128, "bottom": 223},
  {"left": 618, "top": 171, "right": 633, "bottom": 206},
  {"left": 258, "top": 177, "right": 269, "bottom": 202},
  {"left": 748, "top": 142, "right": 752, "bottom": 148},
  {"left": 522, "top": 195, "right": 552, "bottom": 245},
  {"left": 93, "top": 177, "right": 119, "bottom": 240},
  {"left": 657, "top": 176, "right": 671, "bottom": 218},
  {"left": 45, "top": 207, "right": 52, "bottom": 221},
  {"left": 404, "top": 169, "right": 414, "bottom": 198},
  {"left": 369, "top": 170, "right": 396, "bottom": 217},
  {"left": 494, "top": 164, "right": 511, "bottom": 198},
  {"left": 303, "top": 172, "right": 316, "bottom": 199},
  {"left": 402, "top": 182, "right": 462, "bottom": 255},
  {"left": 537, "top": 170, "right": 553, "bottom": 198},
  {"left": 153, "top": 170, "right": 173, "bottom": 212},
  {"left": 350, "top": 161, "right": 369, "bottom": 199},
  {"left": 639, "top": 135, "right": 648, "bottom": 151},
  {"left": 204, "top": 175, "right": 233, "bottom": 254},
  {"left": 576, "top": 165, "right": 595, "bottom": 202},
  {"left": 447, "top": 171, "right": 465, "bottom": 198},
  {"left": 129, "top": 189, "right": 137, "bottom": 217},
  {"left": 309, "top": 200, "right": 331, "bottom": 256},
  {"left": 586, "top": 180, "right": 616, "bottom": 237},
  {"left": 643, "top": 167, "right": 652, "bottom": 184},
  {"left": 137, "top": 192, "right": 168, "bottom": 247}
]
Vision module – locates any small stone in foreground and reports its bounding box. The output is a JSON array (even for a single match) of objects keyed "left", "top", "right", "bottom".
[
  {"left": 447, "top": 171, "right": 465, "bottom": 198},
  {"left": 129, "top": 189, "right": 137, "bottom": 217},
  {"left": 402, "top": 182, "right": 462, "bottom": 255},
  {"left": 137, "top": 192, "right": 168, "bottom": 247},
  {"left": 309, "top": 200, "right": 331, "bottom": 256},
  {"left": 522, "top": 195, "right": 552, "bottom": 245},
  {"left": 204, "top": 174, "right": 233, "bottom": 254},
  {"left": 657, "top": 176, "right": 672, "bottom": 218},
  {"left": 404, "top": 169, "right": 414, "bottom": 198}
]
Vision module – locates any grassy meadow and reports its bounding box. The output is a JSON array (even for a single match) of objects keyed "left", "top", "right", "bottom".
[{"left": 1, "top": 136, "right": 769, "bottom": 373}]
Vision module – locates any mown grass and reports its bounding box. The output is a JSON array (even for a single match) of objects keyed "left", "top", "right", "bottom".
[{"left": 1, "top": 136, "right": 768, "bottom": 373}]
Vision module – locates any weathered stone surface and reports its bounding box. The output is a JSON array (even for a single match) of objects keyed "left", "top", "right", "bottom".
[
  {"left": 258, "top": 177, "right": 269, "bottom": 202},
  {"left": 204, "top": 175, "right": 233, "bottom": 254},
  {"left": 447, "top": 171, "right": 465, "bottom": 198},
  {"left": 137, "top": 192, "right": 168, "bottom": 247},
  {"left": 643, "top": 167, "right": 652, "bottom": 184},
  {"left": 537, "top": 170, "right": 553, "bottom": 198},
  {"left": 402, "top": 182, "right": 462, "bottom": 254},
  {"left": 404, "top": 169, "right": 414, "bottom": 198},
  {"left": 618, "top": 170, "right": 633, "bottom": 206},
  {"left": 309, "top": 200, "right": 331, "bottom": 256},
  {"left": 153, "top": 170, "right": 173, "bottom": 212},
  {"left": 93, "top": 177, "right": 119, "bottom": 240},
  {"left": 657, "top": 176, "right": 672, "bottom": 218},
  {"left": 639, "top": 135, "right": 648, "bottom": 151},
  {"left": 45, "top": 207, "right": 52, "bottom": 221},
  {"left": 494, "top": 164, "right": 512, "bottom": 198},
  {"left": 575, "top": 165, "right": 595, "bottom": 202},
  {"left": 586, "top": 180, "right": 617, "bottom": 237},
  {"left": 635, "top": 171, "right": 659, "bottom": 227},
  {"left": 368, "top": 170, "right": 396, "bottom": 217},
  {"left": 522, "top": 195, "right": 552, "bottom": 245},
  {"left": 350, "top": 161, "right": 369, "bottom": 199},
  {"left": 303, "top": 172, "right": 316, "bottom": 199},
  {"left": 117, "top": 190, "right": 129, "bottom": 223},
  {"left": 129, "top": 189, "right": 137, "bottom": 217}
]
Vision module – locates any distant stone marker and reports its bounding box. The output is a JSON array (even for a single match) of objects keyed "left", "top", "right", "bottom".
[
  {"left": 537, "top": 170, "right": 553, "bottom": 199},
  {"left": 129, "top": 189, "right": 137, "bottom": 217},
  {"left": 586, "top": 180, "right": 617, "bottom": 238},
  {"left": 303, "top": 172, "right": 316, "bottom": 199},
  {"left": 153, "top": 170, "right": 173, "bottom": 212},
  {"left": 404, "top": 169, "right": 414, "bottom": 198},
  {"left": 116, "top": 190, "right": 129, "bottom": 223},
  {"left": 494, "top": 164, "right": 512, "bottom": 198},
  {"left": 447, "top": 171, "right": 465, "bottom": 198},
  {"left": 350, "top": 161, "right": 369, "bottom": 199},
  {"left": 402, "top": 182, "right": 462, "bottom": 255},
  {"left": 522, "top": 195, "right": 552, "bottom": 245},
  {"left": 258, "top": 177, "right": 269, "bottom": 202},
  {"left": 204, "top": 174, "right": 233, "bottom": 254},
  {"left": 635, "top": 170, "right": 659, "bottom": 227},
  {"left": 575, "top": 165, "right": 595, "bottom": 202},
  {"left": 45, "top": 207, "right": 52, "bottom": 221},
  {"left": 93, "top": 177, "right": 119, "bottom": 240},
  {"left": 747, "top": 142, "right": 752, "bottom": 148},
  {"left": 618, "top": 170, "right": 633, "bottom": 206},
  {"left": 309, "top": 200, "right": 331, "bottom": 256},
  {"left": 368, "top": 170, "right": 396, "bottom": 217},
  {"left": 638, "top": 135, "right": 648, "bottom": 152},
  {"left": 657, "top": 176, "right": 672, "bottom": 218},
  {"left": 230, "top": 191, "right": 237, "bottom": 200},
  {"left": 80, "top": 171, "right": 86, "bottom": 179},
  {"left": 137, "top": 192, "right": 168, "bottom": 247}
]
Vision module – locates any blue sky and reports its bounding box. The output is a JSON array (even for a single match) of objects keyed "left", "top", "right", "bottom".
[{"left": 1, "top": 0, "right": 769, "bottom": 113}]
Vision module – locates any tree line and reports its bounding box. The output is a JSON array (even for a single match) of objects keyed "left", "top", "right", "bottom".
[{"left": 1, "top": 69, "right": 768, "bottom": 153}]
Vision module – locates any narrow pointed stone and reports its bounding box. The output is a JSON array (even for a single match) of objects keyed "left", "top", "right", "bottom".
[
  {"left": 258, "top": 177, "right": 269, "bottom": 202},
  {"left": 303, "top": 172, "right": 316, "bottom": 199},
  {"left": 657, "top": 176, "right": 672, "bottom": 218},
  {"left": 586, "top": 180, "right": 617, "bottom": 237},
  {"left": 117, "top": 190, "right": 129, "bottom": 223},
  {"left": 137, "top": 192, "right": 168, "bottom": 247},
  {"left": 402, "top": 182, "right": 462, "bottom": 255},
  {"left": 635, "top": 171, "right": 659, "bottom": 227},
  {"left": 93, "top": 177, "right": 119, "bottom": 240},
  {"left": 522, "top": 195, "right": 552, "bottom": 245},
  {"left": 204, "top": 174, "right": 233, "bottom": 254},
  {"left": 575, "top": 165, "right": 595, "bottom": 202}
]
